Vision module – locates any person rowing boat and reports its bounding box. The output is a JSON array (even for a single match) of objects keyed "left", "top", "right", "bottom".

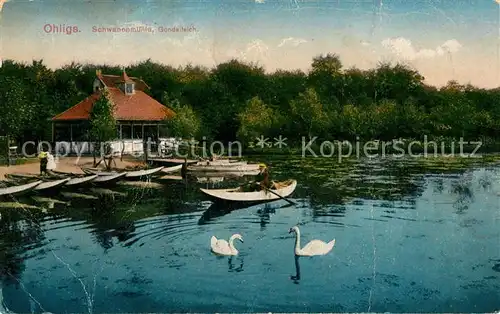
[{"left": 243, "top": 163, "right": 274, "bottom": 192}]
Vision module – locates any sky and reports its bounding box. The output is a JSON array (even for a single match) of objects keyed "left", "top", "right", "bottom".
[{"left": 0, "top": 0, "right": 499, "bottom": 88}]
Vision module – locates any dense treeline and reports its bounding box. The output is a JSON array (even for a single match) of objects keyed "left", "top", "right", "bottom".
[{"left": 1, "top": 55, "right": 499, "bottom": 147}]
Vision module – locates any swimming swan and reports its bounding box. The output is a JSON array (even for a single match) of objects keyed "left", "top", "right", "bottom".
[
  {"left": 288, "top": 226, "right": 335, "bottom": 256},
  {"left": 211, "top": 234, "right": 243, "bottom": 256}
]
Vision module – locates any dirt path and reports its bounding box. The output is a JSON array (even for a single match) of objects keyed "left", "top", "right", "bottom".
[{"left": 0, "top": 157, "right": 144, "bottom": 180}]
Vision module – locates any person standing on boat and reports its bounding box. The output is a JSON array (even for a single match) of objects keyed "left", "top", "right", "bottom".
[{"left": 38, "top": 147, "right": 48, "bottom": 176}]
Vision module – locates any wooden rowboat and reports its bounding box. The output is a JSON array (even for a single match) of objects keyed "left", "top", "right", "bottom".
[
  {"left": 82, "top": 168, "right": 118, "bottom": 176},
  {"left": 125, "top": 166, "right": 164, "bottom": 178},
  {"left": 191, "top": 170, "right": 260, "bottom": 177},
  {"left": 92, "top": 172, "right": 127, "bottom": 185},
  {"left": 160, "top": 164, "right": 182, "bottom": 173},
  {"left": 0, "top": 180, "right": 42, "bottom": 197},
  {"left": 193, "top": 160, "right": 247, "bottom": 167},
  {"left": 188, "top": 164, "right": 260, "bottom": 172},
  {"left": 34, "top": 178, "right": 70, "bottom": 192},
  {"left": 83, "top": 166, "right": 166, "bottom": 178},
  {"left": 200, "top": 179, "right": 297, "bottom": 203},
  {"left": 65, "top": 175, "right": 98, "bottom": 187}
]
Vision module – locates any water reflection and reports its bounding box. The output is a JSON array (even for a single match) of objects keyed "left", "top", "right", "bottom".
[
  {"left": 450, "top": 177, "right": 474, "bottom": 214},
  {"left": 228, "top": 256, "right": 244, "bottom": 272},
  {"left": 198, "top": 204, "right": 233, "bottom": 225},
  {"left": 1, "top": 155, "right": 500, "bottom": 312},
  {"left": 0, "top": 206, "right": 46, "bottom": 287},
  {"left": 290, "top": 255, "right": 300, "bottom": 284},
  {"left": 256, "top": 205, "right": 276, "bottom": 230}
]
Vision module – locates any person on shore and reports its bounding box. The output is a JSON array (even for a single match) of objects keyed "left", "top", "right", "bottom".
[
  {"left": 181, "top": 158, "right": 188, "bottom": 179},
  {"left": 46, "top": 150, "right": 56, "bottom": 173},
  {"left": 38, "top": 147, "right": 48, "bottom": 176}
]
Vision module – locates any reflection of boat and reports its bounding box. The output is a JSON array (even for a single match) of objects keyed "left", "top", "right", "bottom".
[
  {"left": 157, "top": 175, "right": 183, "bottom": 181},
  {"left": 200, "top": 179, "right": 297, "bottom": 203},
  {"left": 65, "top": 175, "right": 98, "bottom": 187},
  {"left": 161, "top": 165, "right": 182, "bottom": 173},
  {"left": 125, "top": 166, "right": 164, "bottom": 178},
  {"left": 89, "top": 188, "right": 127, "bottom": 197},
  {"left": 0, "top": 180, "right": 42, "bottom": 197},
  {"left": 196, "top": 176, "right": 224, "bottom": 183},
  {"left": 31, "top": 196, "right": 69, "bottom": 206},
  {"left": 197, "top": 203, "right": 234, "bottom": 225},
  {"left": 61, "top": 191, "right": 98, "bottom": 199},
  {"left": 34, "top": 178, "right": 70, "bottom": 192},
  {"left": 92, "top": 172, "right": 127, "bottom": 185},
  {"left": 0, "top": 201, "right": 39, "bottom": 209},
  {"left": 118, "top": 181, "right": 164, "bottom": 189}
]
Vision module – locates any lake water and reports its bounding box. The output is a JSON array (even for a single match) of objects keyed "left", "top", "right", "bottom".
[{"left": 0, "top": 156, "right": 499, "bottom": 313}]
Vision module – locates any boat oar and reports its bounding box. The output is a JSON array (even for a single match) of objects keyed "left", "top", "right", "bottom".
[
  {"left": 241, "top": 181, "right": 296, "bottom": 205},
  {"left": 263, "top": 186, "right": 296, "bottom": 205}
]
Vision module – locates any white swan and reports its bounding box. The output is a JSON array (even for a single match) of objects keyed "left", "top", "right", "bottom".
[
  {"left": 210, "top": 234, "right": 243, "bottom": 256},
  {"left": 289, "top": 226, "right": 335, "bottom": 256}
]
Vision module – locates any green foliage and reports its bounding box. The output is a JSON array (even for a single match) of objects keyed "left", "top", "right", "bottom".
[
  {"left": 1, "top": 57, "right": 500, "bottom": 149},
  {"left": 89, "top": 88, "right": 117, "bottom": 143},
  {"left": 0, "top": 76, "right": 32, "bottom": 137},
  {"left": 0, "top": 136, "right": 7, "bottom": 165},
  {"left": 290, "top": 88, "right": 329, "bottom": 139},
  {"left": 164, "top": 99, "right": 201, "bottom": 139},
  {"left": 237, "top": 96, "right": 277, "bottom": 143}
]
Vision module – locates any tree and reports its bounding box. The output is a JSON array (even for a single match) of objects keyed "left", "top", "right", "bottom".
[
  {"left": 0, "top": 76, "right": 31, "bottom": 139},
  {"left": 89, "top": 88, "right": 116, "bottom": 168},
  {"left": 236, "top": 96, "right": 276, "bottom": 145},
  {"left": 308, "top": 53, "right": 343, "bottom": 106},
  {"left": 368, "top": 62, "right": 425, "bottom": 104},
  {"left": 164, "top": 98, "right": 200, "bottom": 140},
  {"left": 290, "top": 88, "right": 329, "bottom": 140}
]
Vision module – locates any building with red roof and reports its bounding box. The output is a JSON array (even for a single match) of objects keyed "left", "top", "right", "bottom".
[{"left": 51, "top": 69, "right": 176, "bottom": 155}]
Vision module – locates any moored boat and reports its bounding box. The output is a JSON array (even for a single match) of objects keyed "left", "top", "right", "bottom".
[
  {"left": 160, "top": 164, "right": 182, "bottom": 174},
  {"left": 190, "top": 169, "right": 260, "bottom": 177},
  {"left": 92, "top": 172, "right": 127, "bottom": 185},
  {"left": 34, "top": 178, "right": 70, "bottom": 192},
  {"left": 65, "top": 174, "right": 98, "bottom": 187},
  {"left": 0, "top": 180, "right": 43, "bottom": 197},
  {"left": 193, "top": 160, "right": 247, "bottom": 167},
  {"left": 5, "top": 172, "right": 68, "bottom": 180},
  {"left": 81, "top": 168, "right": 118, "bottom": 176},
  {"left": 125, "top": 166, "right": 164, "bottom": 178},
  {"left": 200, "top": 179, "right": 297, "bottom": 203},
  {"left": 188, "top": 163, "right": 260, "bottom": 172}
]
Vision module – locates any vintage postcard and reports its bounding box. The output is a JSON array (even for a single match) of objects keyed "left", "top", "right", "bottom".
[{"left": 0, "top": 0, "right": 499, "bottom": 313}]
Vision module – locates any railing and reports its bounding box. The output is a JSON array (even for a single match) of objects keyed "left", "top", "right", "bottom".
[
  {"left": 0, "top": 136, "right": 7, "bottom": 165},
  {"left": 0, "top": 136, "right": 18, "bottom": 166}
]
